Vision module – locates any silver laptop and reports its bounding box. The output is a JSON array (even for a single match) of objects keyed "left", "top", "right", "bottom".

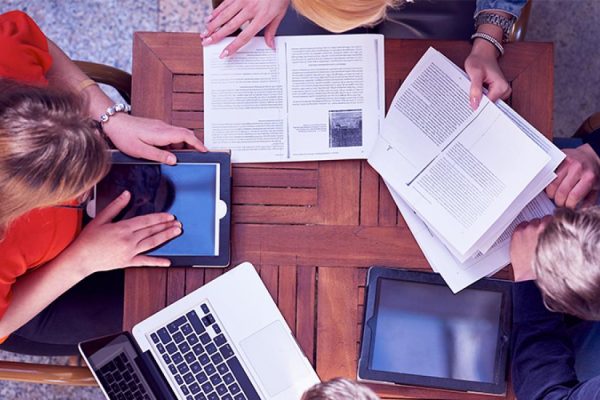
[{"left": 79, "top": 262, "right": 320, "bottom": 400}]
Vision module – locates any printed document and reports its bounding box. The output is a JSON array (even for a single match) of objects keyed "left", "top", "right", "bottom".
[{"left": 204, "top": 35, "right": 385, "bottom": 163}]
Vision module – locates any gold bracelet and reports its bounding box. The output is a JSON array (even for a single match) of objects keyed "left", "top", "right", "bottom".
[{"left": 77, "top": 78, "right": 97, "bottom": 92}]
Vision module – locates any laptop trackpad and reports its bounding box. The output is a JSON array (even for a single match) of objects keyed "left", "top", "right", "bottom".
[{"left": 240, "top": 320, "right": 310, "bottom": 397}]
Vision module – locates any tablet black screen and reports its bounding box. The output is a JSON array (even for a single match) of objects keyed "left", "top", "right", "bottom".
[
  {"left": 371, "top": 278, "right": 502, "bottom": 383},
  {"left": 97, "top": 163, "right": 218, "bottom": 256}
]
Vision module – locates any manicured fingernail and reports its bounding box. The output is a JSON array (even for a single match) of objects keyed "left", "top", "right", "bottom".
[
  {"left": 219, "top": 49, "right": 229, "bottom": 59},
  {"left": 167, "top": 154, "right": 177, "bottom": 164},
  {"left": 202, "top": 37, "right": 212, "bottom": 45},
  {"left": 200, "top": 30, "right": 208, "bottom": 37},
  {"left": 470, "top": 96, "right": 478, "bottom": 110}
]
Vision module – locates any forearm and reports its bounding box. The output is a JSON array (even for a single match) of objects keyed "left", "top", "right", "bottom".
[
  {"left": 45, "top": 39, "right": 115, "bottom": 123},
  {"left": 0, "top": 251, "right": 88, "bottom": 338}
]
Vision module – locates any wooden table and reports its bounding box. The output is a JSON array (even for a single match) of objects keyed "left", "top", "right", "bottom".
[{"left": 125, "top": 32, "right": 553, "bottom": 399}]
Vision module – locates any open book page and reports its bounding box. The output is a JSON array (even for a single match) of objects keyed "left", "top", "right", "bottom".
[
  {"left": 389, "top": 182, "right": 555, "bottom": 292},
  {"left": 471, "top": 102, "right": 565, "bottom": 254},
  {"left": 204, "top": 38, "right": 288, "bottom": 162},
  {"left": 369, "top": 48, "right": 551, "bottom": 260},
  {"left": 281, "top": 35, "right": 384, "bottom": 161},
  {"left": 204, "top": 35, "right": 384, "bottom": 163}
]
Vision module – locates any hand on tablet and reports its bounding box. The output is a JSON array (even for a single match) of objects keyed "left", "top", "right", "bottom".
[
  {"left": 103, "top": 114, "right": 207, "bottom": 165},
  {"left": 66, "top": 191, "right": 182, "bottom": 276}
]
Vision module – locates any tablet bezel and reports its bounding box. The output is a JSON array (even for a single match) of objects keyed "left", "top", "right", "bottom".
[
  {"left": 358, "top": 267, "right": 512, "bottom": 394},
  {"left": 95, "top": 150, "right": 231, "bottom": 267}
]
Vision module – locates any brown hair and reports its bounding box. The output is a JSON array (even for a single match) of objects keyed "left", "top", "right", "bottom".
[
  {"left": 535, "top": 207, "right": 600, "bottom": 320},
  {"left": 0, "top": 79, "right": 110, "bottom": 236},
  {"left": 301, "top": 378, "right": 380, "bottom": 400},
  {"left": 291, "top": 0, "right": 403, "bottom": 33}
]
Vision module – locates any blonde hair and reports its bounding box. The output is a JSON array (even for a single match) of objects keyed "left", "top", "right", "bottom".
[
  {"left": 0, "top": 79, "right": 110, "bottom": 236},
  {"left": 291, "top": 0, "right": 403, "bottom": 33},
  {"left": 534, "top": 207, "right": 600, "bottom": 320},
  {"left": 301, "top": 378, "right": 380, "bottom": 400}
]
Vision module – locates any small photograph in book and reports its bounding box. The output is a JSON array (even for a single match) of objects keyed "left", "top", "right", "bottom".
[{"left": 328, "top": 109, "right": 363, "bottom": 147}]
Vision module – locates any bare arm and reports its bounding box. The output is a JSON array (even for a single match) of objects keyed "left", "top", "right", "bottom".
[
  {"left": 45, "top": 40, "right": 207, "bottom": 164},
  {"left": 0, "top": 191, "right": 181, "bottom": 338}
]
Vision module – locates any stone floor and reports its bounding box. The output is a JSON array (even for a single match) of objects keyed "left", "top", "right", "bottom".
[{"left": 0, "top": 0, "right": 598, "bottom": 398}]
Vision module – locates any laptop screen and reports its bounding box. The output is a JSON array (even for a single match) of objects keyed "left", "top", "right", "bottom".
[
  {"left": 80, "top": 334, "right": 158, "bottom": 400},
  {"left": 370, "top": 278, "right": 503, "bottom": 383}
]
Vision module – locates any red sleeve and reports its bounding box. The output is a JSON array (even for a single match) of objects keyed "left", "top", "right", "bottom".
[{"left": 0, "top": 10, "right": 53, "bottom": 85}]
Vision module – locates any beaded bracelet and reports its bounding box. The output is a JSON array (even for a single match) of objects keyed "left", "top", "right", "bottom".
[
  {"left": 99, "top": 103, "right": 131, "bottom": 124},
  {"left": 471, "top": 32, "right": 505, "bottom": 57}
]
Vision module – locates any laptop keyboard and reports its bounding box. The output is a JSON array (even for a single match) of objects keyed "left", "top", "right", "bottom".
[
  {"left": 97, "top": 352, "right": 151, "bottom": 400},
  {"left": 150, "top": 303, "right": 260, "bottom": 400}
]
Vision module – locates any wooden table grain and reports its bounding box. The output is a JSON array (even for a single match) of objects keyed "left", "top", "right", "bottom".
[{"left": 125, "top": 32, "right": 553, "bottom": 400}]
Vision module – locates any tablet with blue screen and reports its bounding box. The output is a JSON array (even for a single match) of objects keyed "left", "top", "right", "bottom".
[
  {"left": 90, "top": 151, "right": 231, "bottom": 267},
  {"left": 358, "top": 267, "right": 511, "bottom": 394}
]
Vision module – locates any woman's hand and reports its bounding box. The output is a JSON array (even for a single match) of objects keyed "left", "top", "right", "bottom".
[
  {"left": 65, "top": 191, "right": 182, "bottom": 276},
  {"left": 103, "top": 114, "right": 207, "bottom": 165},
  {"left": 201, "top": 0, "right": 290, "bottom": 57},
  {"left": 465, "top": 39, "right": 511, "bottom": 110}
]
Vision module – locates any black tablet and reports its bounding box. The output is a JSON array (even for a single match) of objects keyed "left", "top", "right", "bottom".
[
  {"left": 358, "top": 267, "right": 511, "bottom": 394},
  {"left": 89, "top": 151, "right": 231, "bottom": 267}
]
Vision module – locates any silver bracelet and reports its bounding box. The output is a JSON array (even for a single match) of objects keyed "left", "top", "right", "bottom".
[
  {"left": 99, "top": 103, "right": 131, "bottom": 124},
  {"left": 474, "top": 12, "right": 515, "bottom": 43},
  {"left": 471, "top": 32, "right": 504, "bottom": 57}
]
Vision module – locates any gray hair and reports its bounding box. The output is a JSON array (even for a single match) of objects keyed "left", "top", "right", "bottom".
[{"left": 301, "top": 378, "right": 380, "bottom": 400}]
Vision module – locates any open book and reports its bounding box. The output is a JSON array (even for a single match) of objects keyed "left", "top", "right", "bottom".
[
  {"left": 204, "top": 34, "right": 385, "bottom": 163},
  {"left": 204, "top": 42, "right": 564, "bottom": 290}
]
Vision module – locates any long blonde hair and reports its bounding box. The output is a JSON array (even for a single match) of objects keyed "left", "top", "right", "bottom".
[
  {"left": 291, "top": 0, "right": 403, "bottom": 32},
  {"left": 0, "top": 79, "right": 110, "bottom": 236}
]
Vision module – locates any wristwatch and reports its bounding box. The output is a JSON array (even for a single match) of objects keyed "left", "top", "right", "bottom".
[{"left": 474, "top": 13, "right": 516, "bottom": 43}]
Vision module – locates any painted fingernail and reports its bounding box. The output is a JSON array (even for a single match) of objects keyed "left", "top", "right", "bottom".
[
  {"left": 167, "top": 154, "right": 177, "bottom": 164},
  {"left": 202, "top": 37, "right": 213, "bottom": 45},
  {"left": 200, "top": 30, "right": 208, "bottom": 37},
  {"left": 470, "top": 96, "right": 478, "bottom": 110},
  {"left": 220, "top": 49, "right": 229, "bottom": 59}
]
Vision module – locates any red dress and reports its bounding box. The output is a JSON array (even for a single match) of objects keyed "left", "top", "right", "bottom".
[{"left": 0, "top": 10, "right": 81, "bottom": 322}]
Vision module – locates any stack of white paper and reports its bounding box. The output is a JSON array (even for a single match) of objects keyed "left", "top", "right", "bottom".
[{"left": 367, "top": 48, "right": 564, "bottom": 292}]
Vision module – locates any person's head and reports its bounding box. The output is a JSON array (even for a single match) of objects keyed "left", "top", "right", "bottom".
[
  {"left": 291, "top": 0, "right": 404, "bottom": 33},
  {"left": 0, "top": 79, "right": 110, "bottom": 236},
  {"left": 301, "top": 378, "right": 380, "bottom": 400},
  {"left": 535, "top": 207, "right": 600, "bottom": 320}
]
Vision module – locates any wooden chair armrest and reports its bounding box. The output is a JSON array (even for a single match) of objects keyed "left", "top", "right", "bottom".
[
  {"left": 509, "top": 0, "right": 532, "bottom": 42},
  {"left": 0, "top": 361, "right": 97, "bottom": 386},
  {"left": 74, "top": 60, "right": 132, "bottom": 104},
  {"left": 574, "top": 112, "right": 600, "bottom": 138}
]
